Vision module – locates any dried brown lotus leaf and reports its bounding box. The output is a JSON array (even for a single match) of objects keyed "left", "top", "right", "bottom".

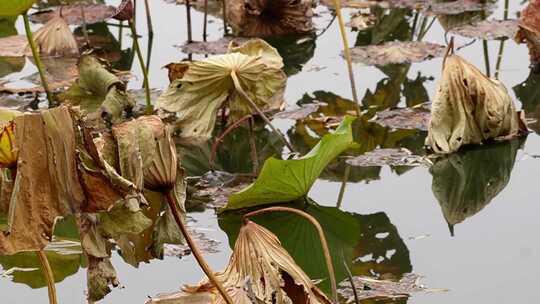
[
  {"left": 426, "top": 55, "right": 526, "bottom": 154},
  {"left": 449, "top": 19, "right": 519, "bottom": 40},
  {"left": 156, "top": 39, "right": 286, "bottom": 140},
  {"left": 349, "top": 41, "right": 446, "bottom": 66},
  {"left": 147, "top": 220, "right": 331, "bottom": 304},
  {"left": 29, "top": 4, "right": 117, "bottom": 25},
  {"left": 227, "top": 0, "right": 313, "bottom": 37},
  {"left": 26, "top": 16, "right": 79, "bottom": 57},
  {"left": 515, "top": 0, "right": 540, "bottom": 65}
]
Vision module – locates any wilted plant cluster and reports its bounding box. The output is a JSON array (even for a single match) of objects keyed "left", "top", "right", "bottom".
[{"left": 0, "top": 0, "right": 537, "bottom": 303}]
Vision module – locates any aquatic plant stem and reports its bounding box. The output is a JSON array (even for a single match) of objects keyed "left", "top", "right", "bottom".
[
  {"left": 243, "top": 207, "right": 338, "bottom": 304},
  {"left": 342, "top": 253, "right": 360, "bottom": 304},
  {"left": 37, "top": 250, "right": 58, "bottom": 304},
  {"left": 165, "top": 191, "right": 233, "bottom": 304},
  {"left": 186, "top": 0, "right": 193, "bottom": 43},
  {"left": 230, "top": 71, "right": 296, "bottom": 153},
  {"left": 80, "top": 5, "right": 91, "bottom": 46},
  {"left": 333, "top": 0, "right": 361, "bottom": 116},
  {"left": 483, "top": 40, "right": 491, "bottom": 77},
  {"left": 495, "top": 0, "right": 509, "bottom": 80},
  {"left": 144, "top": 0, "right": 154, "bottom": 37},
  {"left": 23, "top": 13, "right": 54, "bottom": 106},
  {"left": 336, "top": 164, "right": 350, "bottom": 208},
  {"left": 128, "top": 20, "right": 153, "bottom": 114},
  {"left": 222, "top": 0, "right": 228, "bottom": 35},
  {"left": 203, "top": 0, "right": 208, "bottom": 41}
]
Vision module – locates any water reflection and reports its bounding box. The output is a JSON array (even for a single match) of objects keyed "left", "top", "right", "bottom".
[
  {"left": 430, "top": 138, "right": 525, "bottom": 236},
  {"left": 514, "top": 68, "right": 540, "bottom": 134},
  {"left": 218, "top": 200, "right": 411, "bottom": 295}
]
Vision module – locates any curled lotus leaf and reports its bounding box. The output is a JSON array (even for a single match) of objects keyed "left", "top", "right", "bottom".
[
  {"left": 26, "top": 15, "right": 79, "bottom": 57},
  {"left": 147, "top": 220, "right": 331, "bottom": 304},
  {"left": 156, "top": 39, "right": 286, "bottom": 140},
  {"left": 112, "top": 0, "right": 134, "bottom": 21},
  {"left": 225, "top": 116, "right": 356, "bottom": 210},
  {"left": 0, "top": 0, "right": 36, "bottom": 17},
  {"left": 349, "top": 41, "right": 446, "bottom": 66},
  {"left": 426, "top": 54, "right": 527, "bottom": 154},
  {"left": 0, "top": 111, "right": 20, "bottom": 169},
  {"left": 515, "top": 0, "right": 540, "bottom": 65},
  {"left": 227, "top": 0, "right": 314, "bottom": 37}
]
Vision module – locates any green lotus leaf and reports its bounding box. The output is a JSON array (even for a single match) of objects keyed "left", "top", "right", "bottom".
[
  {"left": 156, "top": 39, "right": 286, "bottom": 140},
  {"left": 223, "top": 115, "right": 356, "bottom": 210},
  {"left": 0, "top": 0, "right": 36, "bottom": 17}
]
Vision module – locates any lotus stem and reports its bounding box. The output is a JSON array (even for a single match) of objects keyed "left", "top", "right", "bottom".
[
  {"left": 495, "top": 0, "right": 509, "bottom": 80},
  {"left": 248, "top": 117, "right": 259, "bottom": 175},
  {"left": 37, "top": 250, "right": 58, "bottom": 304},
  {"left": 128, "top": 20, "right": 153, "bottom": 114},
  {"left": 203, "top": 0, "right": 208, "bottom": 41},
  {"left": 118, "top": 21, "right": 124, "bottom": 49},
  {"left": 417, "top": 17, "right": 435, "bottom": 41},
  {"left": 243, "top": 206, "right": 338, "bottom": 304},
  {"left": 222, "top": 0, "right": 228, "bottom": 35},
  {"left": 483, "top": 40, "right": 491, "bottom": 77},
  {"left": 210, "top": 114, "right": 252, "bottom": 169},
  {"left": 165, "top": 191, "right": 233, "bottom": 304},
  {"left": 144, "top": 0, "right": 154, "bottom": 37},
  {"left": 333, "top": 0, "right": 361, "bottom": 117},
  {"left": 80, "top": 5, "right": 91, "bottom": 46},
  {"left": 186, "top": 0, "right": 193, "bottom": 43},
  {"left": 411, "top": 10, "right": 419, "bottom": 40},
  {"left": 342, "top": 251, "right": 359, "bottom": 304},
  {"left": 230, "top": 71, "right": 296, "bottom": 154},
  {"left": 336, "top": 164, "right": 350, "bottom": 209},
  {"left": 23, "top": 13, "right": 54, "bottom": 106}
]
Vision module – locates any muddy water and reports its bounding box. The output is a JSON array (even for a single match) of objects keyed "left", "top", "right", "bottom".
[{"left": 1, "top": 0, "right": 540, "bottom": 303}]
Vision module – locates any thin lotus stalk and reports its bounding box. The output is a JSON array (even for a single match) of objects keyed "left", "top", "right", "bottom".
[
  {"left": 147, "top": 33, "right": 154, "bottom": 74},
  {"left": 483, "top": 40, "right": 491, "bottom": 77},
  {"left": 411, "top": 10, "right": 419, "bottom": 40},
  {"left": 495, "top": 0, "right": 509, "bottom": 80},
  {"left": 210, "top": 114, "right": 252, "bottom": 169},
  {"left": 333, "top": 0, "right": 361, "bottom": 116},
  {"left": 230, "top": 70, "right": 296, "bottom": 153},
  {"left": 417, "top": 17, "right": 436, "bottom": 41},
  {"left": 165, "top": 191, "right": 233, "bottom": 304},
  {"left": 248, "top": 117, "right": 259, "bottom": 175},
  {"left": 80, "top": 5, "right": 91, "bottom": 46},
  {"left": 222, "top": 0, "right": 228, "bottom": 35},
  {"left": 336, "top": 164, "right": 350, "bottom": 209},
  {"left": 243, "top": 206, "right": 338, "bottom": 304},
  {"left": 118, "top": 21, "right": 124, "bottom": 49},
  {"left": 128, "top": 20, "right": 153, "bottom": 114},
  {"left": 203, "top": 0, "right": 208, "bottom": 41},
  {"left": 342, "top": 251, "right": 360, "bottom": 304},
  {"left": 37, "top": 250, "right": 58, "bottom": 304},
  {"left": 317, "top": 12, "right": 336, "bottom": 38},
  {"left": 23, "top": 14, "right": 54, "bottom": 106},
  {"left": 186, "top": 0, "right": 193, "bottom": 43},
  {"left": 144, "top": 0, "right": 154, "bottom": 37}
]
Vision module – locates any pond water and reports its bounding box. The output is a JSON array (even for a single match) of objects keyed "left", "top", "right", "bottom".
[{"left": 1, "top": 0, "right": 540, "bottom": 303}]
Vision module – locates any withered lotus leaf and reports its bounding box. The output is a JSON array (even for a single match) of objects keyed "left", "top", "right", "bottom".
[
  {"left": 515, "top": 0, "right": 540, "bottom": 65},
  {"left": 26, "top": 15, "right": 79, "bottom": 57},
  {"left": 147, "top": 220, "right": 331, "bottom": 304},
  {"left": 156, "top": 39, "right": 286, "bottom": 140},
  {"left": 29, "top": 4, "right": 117, "bottom": 25},
  {"left": 426, "top": 55, "right": 527, "bottom": 154},
  {"left": 227, "top": 0, "right": 314, "bottom": 37},
  {"left": 0, "top": 122, "right": 17, "bottom": 169}
]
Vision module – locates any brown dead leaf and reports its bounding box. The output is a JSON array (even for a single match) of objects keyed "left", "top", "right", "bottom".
[
  {"left": 147, "top": 220, "right": 331, "bottom": 304},
  {"left": 0, "top": 35, "right": 27, "bottom": 57},
  {"left": 338, "top": 273, "right": 447, "bottom": 302},
  {"left": 29, "top": 4, "right": 117, "bottom": 25},
  {"left": 0, "top": 106, "right": 84, "bottom": 255},
  {"left": 374, "top": 105, "right": 430, "bottom": 131},
  {"left": 28, "top": 16, "right": 79, "bottom": 57},
  {"left": 426, "top": 54, "right": 527, "bottom": 154},
  {"left": 273, "top": 103, "right": 320, "bottom": 120},
  {"left": 179, "top": 37, "right": 250, "bottom": 55},
  {"left": 346, "top": 148, "right": 431, "bottom": 167},
  {"left": 349, "top": 41, "right": 446, "bottom": 66},
  {"left": 227, "top": 0, "right": 314, "bottom": 37},
  {"left": 322, "top": 0, "right": 494, "bottom": 15},
  {"left": 449, "top": 19, "right": 519, "bottom": 40},
  {"left": 347, "top": 10, "right": 376, "bottom": 30},
  {"left": 515, "top": 0, "right": 540, "bottom": 65}
]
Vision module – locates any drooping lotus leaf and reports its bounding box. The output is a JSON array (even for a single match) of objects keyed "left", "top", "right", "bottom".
[
  {"left": 349, "top": 41, "right": 446, "bottom": 66},
  {"left": 0, "top": 0, "right": 36, "bottom": 17},
  {"left": 449, "top": 19, "right": 520, "bottom": 40},
  {"left": 227, "top": 0, "right": 314, "bottom": 37},
  {"left": 26, "top": 15, "right": 79, "bottom": 57},
  {"left": 156, "top": 39, "right": 286, "bottom": 140},
  {"left": 29, "top": 4, "right": 117, "bottom": 25},
  {"left": 426, "top": 54, "right": 527, "bottom": 154},
  {"left": 515, "top": 0, "right": 540, "bottom": 66},
  {"left": 224, "top": 116, "right": 356, "bottom": 210},
  {"left": 430, "top": 139, "right": 523, "bottom": 236},
  {"left": 147, "top": 220, "right": 331, "bottom": 304}
]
